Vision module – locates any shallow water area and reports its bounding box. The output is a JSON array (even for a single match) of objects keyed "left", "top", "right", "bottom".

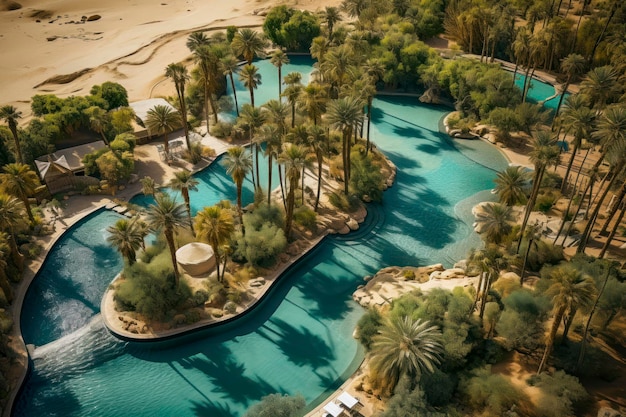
[{"left": 14, "top": 58, "right": 509, "bottom": 417}]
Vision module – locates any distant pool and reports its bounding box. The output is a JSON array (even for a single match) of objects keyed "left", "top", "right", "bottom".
[
  {"left": 14, "top": 57, "right": 508, "bottom": 417},
  {"left": 515, "top": 73, "right": 567, "bottom": 110}
]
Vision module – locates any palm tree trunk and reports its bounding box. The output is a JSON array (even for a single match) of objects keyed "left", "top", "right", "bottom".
[
  {"left": 8, "top": 124, "right": 24, "bottom": 164},
  {"left": 470, "top": 271, "right": 485, "bottom": 317},
  {"left": 561, "top": 307, "right": 577, "bottom": 342},
  {"left": 599, "top": 201, "right": 626, "bottom": 258},
  {"left": 279, "top": 164, "right": 287, "bottom": 209},
  {"left": 315, "top": 153, "right": 323, "bottom": 212},
  {"left": 267, "top": 154, "right": 273, "bottom": 206},
  {"left": 165, "top": 229, "right": 180, "bottom": 288},
  {"left": 229, "top": 73, "right": 240, "bottom": 117},
  {"left": 366, "top": 98, "right": 373, "bottom": 156},
  {"left": 561, "top": 142, "right": 579, "bottom": 193},
  {"left": 554, "top": 181, "right": 579, "bottom": 245},
  {"left": 213, "top": 241, "right": 222, "bottom": 282},
  {"left": 343, "top": 132, "right": 350, "bottom": 195},
  {"left": 577, "top": 164, "right": 624, "bottom": 253},
  {"left": 576, "top": 265, "right": 611, "bottom": 372},
  {"left": 561, "top": 177, "right": 592, "bottom": 245},
  {"left": 183, "top": 192, "right": 195, "bottom": 237},
  {"left": 588, "top": 1, "right": 617, "bottom": 64},
  {"left": 518, "top": 167, "right": 545, "bottom": 253},
  {"left": 479, "top": 272, "right": 492, "bottom": 320},
  {"left": 538, "top": 306, "right": 567, "bottom": 374},
  {"left": 599, "top": 179, "right": 626, "bottom": 235},
  {"left": 236, "top": 183, "right": 244, "bottom": 235},
  {"left": 520, "top": 237, "right": 534, "bottom": 285}
]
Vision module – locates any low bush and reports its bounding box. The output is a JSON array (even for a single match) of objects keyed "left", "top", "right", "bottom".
[
  {"left": 459, "top": 366, "right": 528, "bottom": 415},
  {"left": 114, "top": 258, "right": 192, "bottom": 321},
  {"left": 293, "top": 206, "right": 317, "bottom": 231},
  {"left": 356, "top": 309, "right": 382, "bottom": 350},
  {"left": 527, "top": 370, "right": 588, "bottom": 417},
  {"left": 210, "top": 121, "right": 233, "bottom": 138}
]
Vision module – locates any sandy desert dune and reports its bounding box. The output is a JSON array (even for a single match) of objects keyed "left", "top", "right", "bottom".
[{"left": 0, "top": 0, "right": 339, "bottom": 118}]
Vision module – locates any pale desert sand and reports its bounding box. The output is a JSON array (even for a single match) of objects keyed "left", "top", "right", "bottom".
[{"left": 0, "top": 0, "right": 341, "bottom": 117}]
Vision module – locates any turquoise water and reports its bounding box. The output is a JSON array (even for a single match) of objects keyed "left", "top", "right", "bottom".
[
  {"left": 514, "top": 73, "right": 567, "bottom": 110},
  {"left": 14, "top": 58, "right": 508, "bottom": 417}
]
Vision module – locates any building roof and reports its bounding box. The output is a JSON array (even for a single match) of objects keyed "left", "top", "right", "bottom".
[
  {"left": 36, "top": 140, "right": 107, "bottom": 177},
  {"left": 129, "top": 98, "right": 177, "bottom": 126}
]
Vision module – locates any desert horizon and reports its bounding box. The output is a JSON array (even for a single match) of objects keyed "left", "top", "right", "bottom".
[{"left": 0, "top": 0, "right": 340, "bottom": 119}]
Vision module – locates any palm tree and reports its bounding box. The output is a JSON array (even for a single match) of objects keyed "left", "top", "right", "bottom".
[
  {"left": 195, "top": 205, "right": 235, "bottom": 282},
  {"left": 308, "top": 124, "right": 327, "bottom": 211},
  {"left": 270, "top": 50, "right": 289, "bottom": 100},
  {"left": 169, "top": 170, "right": 199, "bottom": 235},
  {"left": 86, "top": 106, "right": 111, "bottom": 145},
  {"left": 279, "top": 143, "right": 309, "bottom": 237},
  {"left": 519, "top": 222, "right": 543, "bottom": 284},
  {"left": 0, "top": 163, "right": 40, "bottom": 224},
  {"left": 537, "top": 264, "right": 596, "bottom": 374},
  {"left": 369, "top": 316, "right": 443, "bottom": 395},
  {"left": 146, "top": 193, "right": 188, "bottom": 287},
  {"left": 298, "top": 83, "right": 327, "bottom": 126},
  {"left": 554, "top": 54, "right": 587, "bottom": 116},
  {"left": 474, "top": 202, "right": 515, "bottom": 245},
  {"left": 262, "top": 99, "right": 289, "bottom": 135},
  {"left": 0, "top": 105, "right": 24, "bottom": 164},
  {"left": 239, "top": 103, "right": 266, "bottom": 190},
  {"left": 223, "top": 146, "right": 252, "bottom": 229},
  {"left": 0, "top": 193, "right": 26, "bottom": 268},
  {"left": 493, "top": 166, "right": 531, "bottom": 206},
  {"left": 579, "top": 66, "right": 619, "bottom": 111},
  {"left": 560, "top": 101, "right": 595, "bottom": 193},
  {"left": 193, "top": 44, "right": 222, "bottom": 126},
  {"left": 186, "top": 31, "right": 210, "bottom": 52},
  {"left": 468, "top": 247, "right": 507, "bottom": 319},
  {"left": 322, "top": 6, "right": 342, "bottom": 38},
  {"left": 577, "top": 262, "right": 613, "bottom": 371},
  {"left": 145, "top": 104, "right": 181, "bottom": 158},
  {"left": 140, "top": 176, "right": 157, "bottom": 196},
  {"left": 239, "top": 64, "right": 261, "bottom": 108},
  {"left": 326, "top": 97, "right": 365, "bottom": 194},
  {"left": 257, "top": 124, "right": 282, "bottom": 206},
  {"left": 106, "top": 217, "right": 144, "bottom": 265},
  {"left": 222, "top": 55, "right": 241, "bottom": 117},
  {"left": 231, "top": 28, "right": 267, "bottom": 65},
  {"left": 517, "top": 131, "right": 560, "bottom": 252},
  {"left": 165, "top": 62, "right": 191, "bottom": 152}
]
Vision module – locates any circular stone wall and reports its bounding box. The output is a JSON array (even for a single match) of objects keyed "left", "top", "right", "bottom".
[{"left": 176, "top": 242, "right": 216, "bottom": 276}]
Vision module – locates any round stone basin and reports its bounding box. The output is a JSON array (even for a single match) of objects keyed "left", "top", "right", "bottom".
[{"left": 176, "top": 242, "right": 215, "bottom": 276}]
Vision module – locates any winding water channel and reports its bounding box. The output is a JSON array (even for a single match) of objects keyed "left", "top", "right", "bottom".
[{"left": 14, "top": 58, "right": 510, "bottom": 416}]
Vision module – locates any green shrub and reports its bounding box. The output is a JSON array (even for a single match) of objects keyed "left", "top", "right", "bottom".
[
  {"left": 0, "top": 310, "right": 13, "bottom": 334},
  {"left": 294, "top": 206, "right": 317, "bottom": 231},
  {"left": 327, "top": 191, "right": 360, "bottom": 212},
  {"left": 210, "top": 121, "right": 233, "bottom": 138},
  {"left": 350, "top": 150, "right": 384, "bottom": 202},
  {"left": 496, "top": 289, "right": 549, "bottom": 351},
  {"left": 114, "top": 255, "right": 192, "bottom": 320},
  {"left": 184, "top": 309, "right": 202, "bottom": 324},
  {"left": 193, "top": 290, "right": 209, "bottom": 306},
  {"left": 528, "top": 371, "right": 588, "bottom": 417},
  {"left": 541, "top": 171, "right": 563, "bottom": 189},
  {"left": 402, "top": 269, "right": 416, "bottom": 280},
  {"left": 421, "top": 369, "right": 456, "bottom": 406},
  {"left": 460, "top": 366, "right": 527, "bottom": 415},
  {"left": 243, "top": 393, "right": 305, "bottom": 417},
  {"left": 535, "top": 191, "right": 560, "bottom": 213},
  {"left": 356, "top": 309, "right": 382, "bottom": 350}
]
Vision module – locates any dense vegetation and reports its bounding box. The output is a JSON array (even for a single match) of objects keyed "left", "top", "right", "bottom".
[{"left": 1, "top": 0, "right": 625, "bottom": 414}]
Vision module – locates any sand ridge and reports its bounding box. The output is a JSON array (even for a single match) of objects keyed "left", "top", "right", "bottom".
[{"left": 0, "top": 0, "right": 342, "bottom": 117}]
